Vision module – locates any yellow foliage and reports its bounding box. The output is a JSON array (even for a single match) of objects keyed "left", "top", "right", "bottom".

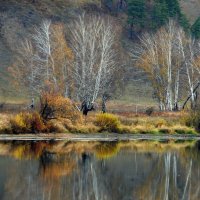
[
  {"left": 94, "top": 113, "right": 120, "bottom": 132},
  {"left": 50, "top": 23, "right": 75, "bottom": 94},
  {"left": 95, "top": 142, "right": 120, "bottom": 159},
  {"left": 10, "top": 112, "right": 46, "bottom": 134},
  {"left": 12, "top": 145, "right": 27, "bottom": 160},
  {"left": 13, "top": 113, "right": 27, "bottom": 129},
  {"left": 11, "top": 142, "right": 52, "bottom": 160},
  {"left": 51, "top": 23, "right": 74, "bottom": 61}
]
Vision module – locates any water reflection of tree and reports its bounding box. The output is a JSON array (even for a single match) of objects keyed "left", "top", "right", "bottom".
[
  {"left": 1, "top": 141, "right": 200, "bottom": 200},
  {"left": 70, "top": 142, "right": 120, "bottom": 199},
  {"left": 2, "top": 141, "right": 78, "bottom": 200},
  {"left": 9, "top": 141, "right": 52, "bottom": 160},
  {"left": 72, "top": 153, "right": 109, "bottom": 200},
  {"left": 95, "top": 142, "right": 120, "bottom": 159},
  {"left": 133, "top": 153, "right": 165, "bottom": 199},
  {"left": 132, "top": 151, "right": 200, "bottom": 200},
  {"left": 38, "top": 151, "right": 77, "bottom": 200},
  {"left": 39, "top": 151, "right": 76, "bottom": 180}
]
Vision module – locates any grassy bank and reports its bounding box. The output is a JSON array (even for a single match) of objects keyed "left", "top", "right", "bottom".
[{"left": 0, "top": 111, "right": 197, "bottom": 135}]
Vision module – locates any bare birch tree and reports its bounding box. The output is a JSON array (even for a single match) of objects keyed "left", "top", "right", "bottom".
[
  {"left": 9, "top": 20, "right": 53, "bottom": 98},
  {"left": 9, "top": 20, "right": 73, "bottom": 103},
  {"left": 8, "top": 40, "right": 42, "bottom": 98},
  {"left": 175, "top": 29, "right": 200, "bottom": 109},
  {"left": 68, "top": 14, "right": 118, "bottom": 114},
  {"left": 132, "top": 20, "right": 192, "bottom": 111},
  {"left": 32, "top": 20, "right": 56, "bottom": 84}
]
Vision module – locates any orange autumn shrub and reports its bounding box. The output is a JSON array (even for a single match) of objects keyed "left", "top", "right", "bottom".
[{"left": 40, "top": 92, "right": 82, "bottom": 123}]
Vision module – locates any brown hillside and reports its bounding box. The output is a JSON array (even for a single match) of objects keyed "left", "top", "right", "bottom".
[
  {"left": 181, "top": 0, "right": 200, "bottom": 22},
  {"left": 0, "top": 0, "right": 200, "bottom": 102}
]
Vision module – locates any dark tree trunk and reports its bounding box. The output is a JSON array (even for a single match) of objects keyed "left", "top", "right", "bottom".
[
  {"left": 173, "top": 102, "right": 179, "bottom": 111},
  {"left": 102, "top": 102, "right": 106, "bottom": 113},
  {"left": 30, "top": 98, "right": 35, "bottom": 109},
  {"left": 81, "top": 100, "right": 95, "bottom": 116},
  {"left": 182, "top": 82, "right": 200, "bottom": 110},
  {"left": 101, "top": 93, "right": 110, "bottom": 113},
  {"left": 102, "top": 96, "right": 107, "bottom": 113},
  {"left": 130, "top": 23, "right": 133, "bottom": 39},
  {"left": 117, "top": 0, "right": 127, "bottom": 10},
  {"left": 117, "top": 0, "right": 123, "bottom": 10}
]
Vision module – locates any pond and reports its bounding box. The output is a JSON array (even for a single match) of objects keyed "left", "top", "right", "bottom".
[{"left": 0, "top": 139, "right": 199, "bottom": 200}]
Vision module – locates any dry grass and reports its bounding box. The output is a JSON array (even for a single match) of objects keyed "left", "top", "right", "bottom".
[
  {"left": 0, "top": 113, "right": 10, "bottom": 128},
  {"left": 48, "top": 112, "right": 196, "bottom": 134},
  {"left": 0, "top": 113, "right": 12, "bottom": 133},
  {"left": 0, "top": 109, "right": 197, "bottom": 134}
]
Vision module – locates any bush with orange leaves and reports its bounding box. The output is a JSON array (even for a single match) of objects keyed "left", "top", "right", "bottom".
[
  {"left": 10, "top": 112, "right": 46, "bottom": 134},
  {"left": 40, "top": 91, "right": 82, "bottom": 123}
]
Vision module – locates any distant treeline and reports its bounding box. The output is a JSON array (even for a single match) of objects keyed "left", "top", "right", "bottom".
[{"left": 105, "top": 0, "right": 200, "bottom": 38}]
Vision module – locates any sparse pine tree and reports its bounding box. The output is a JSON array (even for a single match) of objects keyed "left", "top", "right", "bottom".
[
  {"left": 191, "top": 17, "right": 200, "bottom": 39},
  {"left": 165, "top": 0, "right": 190, "bottom": 31},
  {"left": 127, "top": 0, "right": 146, "bottom": 38},
  {"left": 152, "top": 0, "right": 169, "bottom": 29},
  {"left": 178, "top": 12, "right": 190, "bottom": 32},
  {"left": 165, "top": 0, "right": 181, "bottom": 17}
]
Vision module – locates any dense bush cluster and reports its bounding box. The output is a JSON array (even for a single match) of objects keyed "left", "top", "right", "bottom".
[
  {"left": 40, "top": 92, "right": 82, "bottom": 123},
  {"left": 9, "top": 93, "right": 83, "bottom": 133}
]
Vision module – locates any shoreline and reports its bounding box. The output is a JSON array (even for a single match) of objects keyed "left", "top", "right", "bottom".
[{"left": 0, "top": 133, "right": 199, "bottom": 141}]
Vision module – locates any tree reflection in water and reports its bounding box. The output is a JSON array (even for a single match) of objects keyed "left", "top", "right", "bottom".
[{"left": 0, "top": 140, "right": 199, "bottom": 200}]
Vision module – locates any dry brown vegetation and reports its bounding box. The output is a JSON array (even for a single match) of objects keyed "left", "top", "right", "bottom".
[
  {"left": 0, "top": 108, "right": 197, "bottom": 135},
  {"left": 0, "top": 92, "right": 197, "bottom": 135}
]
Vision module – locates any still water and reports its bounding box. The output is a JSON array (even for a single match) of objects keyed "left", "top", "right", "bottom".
[{"left": 0, "top": 140, "right": 199, "bottom": 200}]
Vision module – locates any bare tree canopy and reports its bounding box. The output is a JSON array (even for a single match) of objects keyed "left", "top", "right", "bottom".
[
  {"left": 68, "top": 13, "right": 118, "bottom": 110},
  {"left": 131, "top": 20, "right": 200, "bottom": 111},
  {"left": 8, "top": 14, "right": 120, "bottom": 114},
  {"left": 9, "top": 20, "right": 73, "bottom": 99}
]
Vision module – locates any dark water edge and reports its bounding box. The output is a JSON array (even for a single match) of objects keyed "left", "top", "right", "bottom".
[{"left": 0, "top": 133, "right": 199, "bottom": 141}]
